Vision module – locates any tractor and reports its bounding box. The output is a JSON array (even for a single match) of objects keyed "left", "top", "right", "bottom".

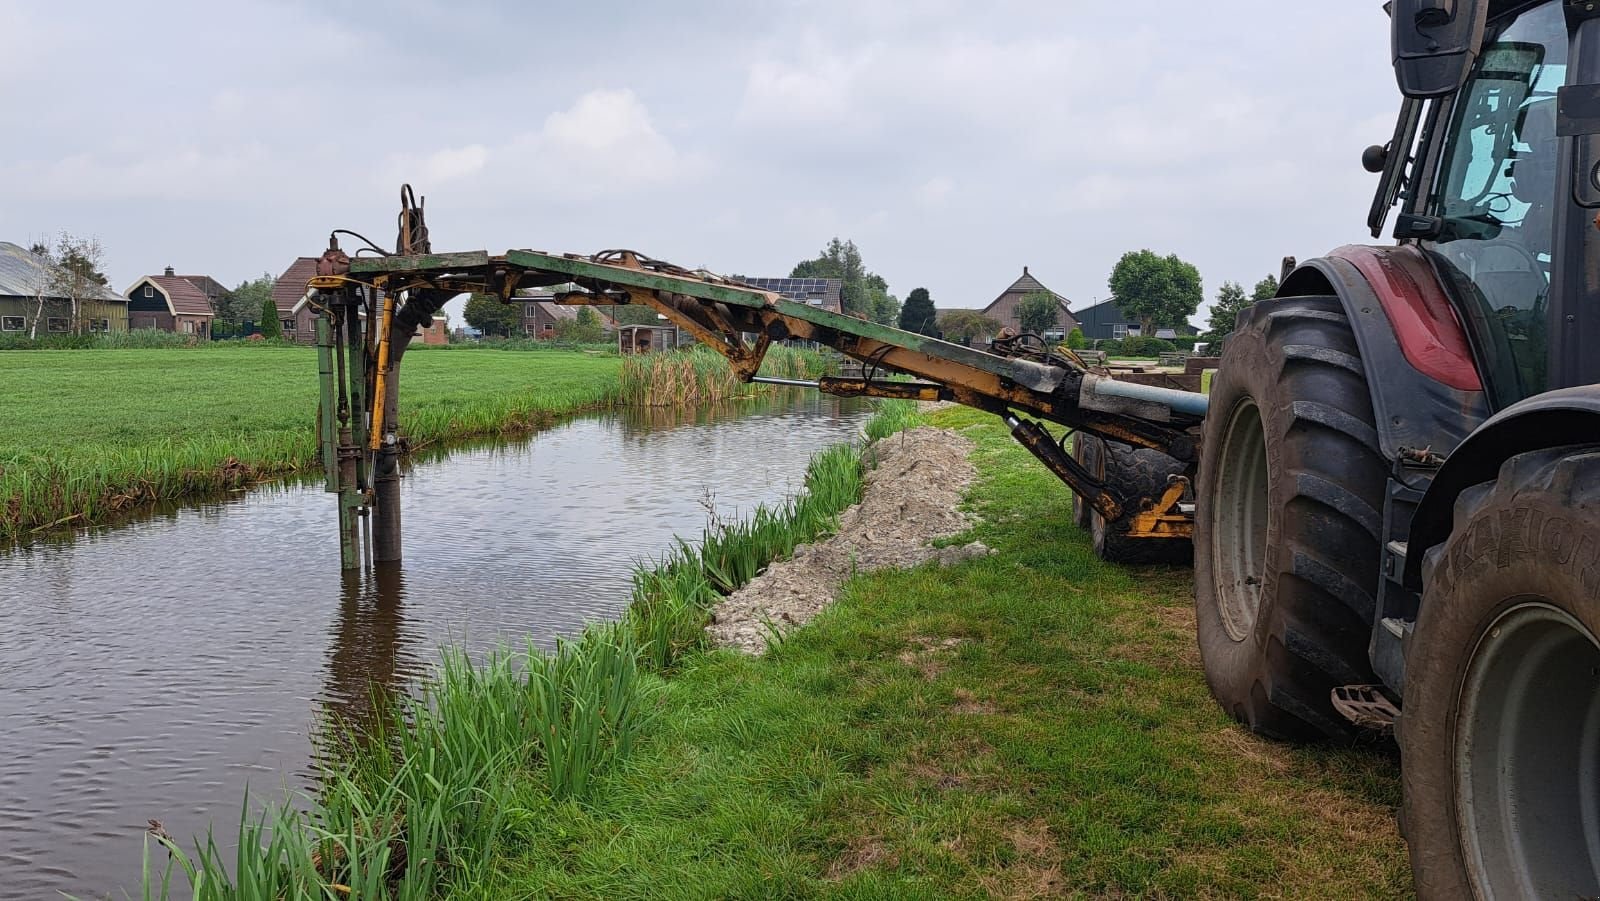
[{"left": 1194, "top": 1, "right": 1600, "bottom": 895}]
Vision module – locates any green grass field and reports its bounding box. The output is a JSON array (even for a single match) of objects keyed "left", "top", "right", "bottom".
[
  {"left": 0, "top": 346, "right": 622, "bottom": 537},
  {"left": 466, "top": 406, "right": 1410, "bottom": 899}
]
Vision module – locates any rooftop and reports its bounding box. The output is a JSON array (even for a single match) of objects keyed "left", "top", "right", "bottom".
[{"left": 0, "top": 242, "right": 125, "bottom": 302}]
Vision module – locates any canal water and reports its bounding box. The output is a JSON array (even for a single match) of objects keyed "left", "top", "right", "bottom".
[{"left": 0, "top": 392, "right": 873, "bottom": 900}]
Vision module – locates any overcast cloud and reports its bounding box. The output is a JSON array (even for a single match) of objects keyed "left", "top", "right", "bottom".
[{"left": 0, "top": 1, "right": 1401, "bottom": 325}]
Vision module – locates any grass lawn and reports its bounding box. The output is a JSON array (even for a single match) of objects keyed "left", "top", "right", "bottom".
[
  {"left": 473, "top": 405, "right": 1410, "bottom": 899},
  {"left": 0, "top": 346, "right": 621, "bottom": 536}
]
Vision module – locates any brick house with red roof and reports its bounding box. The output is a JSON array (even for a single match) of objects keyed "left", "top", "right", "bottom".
[
  {"left": 123, "top": 267, "right": 219, "bottom": 338},
  {"left": 271, "top": 257, "right": 448, "bottom": 346},
  {"left": 978, "top": 267, "right": 1079, "bottom": 340},
  {"left": 271, "top": 257, "right": 323, "bottom": 343}
]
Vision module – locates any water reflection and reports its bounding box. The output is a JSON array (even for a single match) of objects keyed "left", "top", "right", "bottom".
[{"left": 322, "top": 565, "right": 419, "bottom": 734}]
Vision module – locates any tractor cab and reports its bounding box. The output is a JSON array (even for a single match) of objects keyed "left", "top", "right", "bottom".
[{"left": 1373, "top": 0, "right": 1600, "bottom": 405}]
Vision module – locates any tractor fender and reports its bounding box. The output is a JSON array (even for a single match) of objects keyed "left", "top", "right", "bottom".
[
  {"left": 1401, "top": 385, "right": 1600, "bottom": 590},
  {"left": 1278, "top": 245, "right": 1490, "bottom": 462}
]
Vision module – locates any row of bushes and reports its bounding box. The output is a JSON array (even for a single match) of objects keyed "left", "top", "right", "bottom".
[
  {"left": 428, "top": 336, "right": 619, "bottom": 353},
  {"left": 0, "top": 329, "right": 207, "bottom": 350},
  {"left": 140, "top": 401, "right": 918, "bottom": 899},
  {"left": 1088, "top": 335, "right": 1212, "bottom": 357}
]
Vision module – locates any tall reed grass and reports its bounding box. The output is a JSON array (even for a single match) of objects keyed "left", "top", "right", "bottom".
[
  {"left": 138, "top": 627, "right": 649, "bottom": 900},
  {"left": 618, "top": 345, "right": 835, "bottom": 407}
]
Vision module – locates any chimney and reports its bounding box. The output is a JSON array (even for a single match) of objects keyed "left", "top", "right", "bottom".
[
  {"left": 163, "top": 266, "right": 174, "bottom": 277},
  {"left": 1023, "top": 266, "right": 1030, "bottom": 276}
]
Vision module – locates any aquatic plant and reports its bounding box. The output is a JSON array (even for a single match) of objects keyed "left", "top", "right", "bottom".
[
  {"left": 139, "top": 628, "right": 650, "bottom": 899},
  {"left": 618, "top": 345, "right": 835, "bottom": 407}
]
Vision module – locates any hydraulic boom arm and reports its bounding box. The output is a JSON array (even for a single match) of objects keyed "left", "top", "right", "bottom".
[{"left": 308, "top": 222, "right": 1207, "bottom": 568}]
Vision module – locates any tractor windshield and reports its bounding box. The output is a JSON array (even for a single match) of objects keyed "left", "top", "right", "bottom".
[{"left": 1427, "top": 0, "right": 1566, "bottom": 403}]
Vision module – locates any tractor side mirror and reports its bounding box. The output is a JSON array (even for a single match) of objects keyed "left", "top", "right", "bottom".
[{"left": 1391, "top": 0, "right": 1487, "bottom": 98}]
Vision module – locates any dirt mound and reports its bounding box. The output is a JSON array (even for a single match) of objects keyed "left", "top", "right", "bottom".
[{"left": 709, "top": 426, "right": 985, "bottom": 653}]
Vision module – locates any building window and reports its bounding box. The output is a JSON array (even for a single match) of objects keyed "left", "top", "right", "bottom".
[
  {"left": 182, "top": 321, "right": 194, "bottom": 334},
  {"left": 282, "top": 319, "right": 296, "bottom": 332},
  {"left": 1112, "top": 324, "right": 1128, "bottom": 339},
  {"left": 525, "top": 304, "right": 536, "bottom": 318},
  {"left": 47, "top": 317, "right": 69, "bottom": 332},
  {"left": 1, "top": 316, "right": 23, "bottom": 331},
  {"left": 544, "top": 323, "right": 553, "bottom": 331},
  {"left": 142, "top": 285, "right": 154, "bottom": 298},
  {"left": 89, "top": 319, "right": 110, "bottom": 332}
]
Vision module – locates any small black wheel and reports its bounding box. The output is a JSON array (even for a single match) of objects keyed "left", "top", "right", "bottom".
[
  {"left": 1402, "top": 444, "right": 1600, "bottom": 900},
  {"left": 1071, "top": 433, "right": 1101, "bottom": 532},
  {"left": 1090, "top": 440, "right": 1193, "bottom": 565},
  {"left": 1194, "top": 295, "right": 1385, "bottom": 741}
]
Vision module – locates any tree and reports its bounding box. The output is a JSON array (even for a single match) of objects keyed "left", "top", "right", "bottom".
[
  {"left": 938, "top": 309, "right": 1001, "bottom": 345},
  {"left": 259, "top": 296, "right": 283, "bottom": 339},
  {"left": 791, "top": 238, "right": 898, "bottom": 323},
  {"left": 1252, "top": 274, "right": 1280, "bottom": 302},
  {"left": 1066, "top": 327, "right": 1087, "bottom": 350},
  {"left": 862, "top": 273, "right": 900, "bottom": 327},
  {"left": 28, "top": 233, "right": 108, "bottom": 336},
  {"left": 220, "top": 274, "right": 275, "bottom": 333},
  {"left": 464, "top": 293, "right": 522, "bottom": 337},
  {"left": 554, "top": 306, "right": 606, "bottom": 343},
  {"left": 1017, "top": 291, "right": 1062, "bottom": 335},
  {"left": 1107, "top": 249, "right": 1203, "bottom": 336},
  {"left": 1206, "top": 280, "right": 1251, "bottom": 339},
  {"left": 898, "top": 287, "right": 939, "bottom": 336}
]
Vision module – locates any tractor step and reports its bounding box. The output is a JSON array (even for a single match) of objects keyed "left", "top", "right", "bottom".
[{"left": 1331, "top": 684, "right": 1400, "bottom": 733}]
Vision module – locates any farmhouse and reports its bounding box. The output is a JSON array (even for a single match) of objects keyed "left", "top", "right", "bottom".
[
  {"left": 274, "top": 257, "right": 449, "bottom": 345},
  {"left": 520, "top": 288, "right": 618, "bottom": 339},
  {"left": 271, "top": 258, "right": 323, "bottom": 343},
  {"left": 979, "top": 267, "right": 1078, "bottom": 339},
  {"left": 124, "top": 267, "right": 219, "bottom": 338}
]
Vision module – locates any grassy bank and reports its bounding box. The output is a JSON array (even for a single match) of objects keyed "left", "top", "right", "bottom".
[
  {"left": 0, "top": 347, "right": 622, "bottom": 538},
  {"left": 139, "top": 402, "right": 898, "bottom": 899},
  {"left": 144, "top": 402, "right": 1409, "bottom": 898},
  {"left": 464, "top": 406, "right": 1409, "bottom": 898},
  {"left": 619, "top": 345, "right": 834, "bottom": 406}
]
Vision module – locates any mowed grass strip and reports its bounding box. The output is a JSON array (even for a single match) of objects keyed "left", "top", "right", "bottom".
[
  {"left": 0, "top": 346, "right": 622, "bottom": 537},
  {"left": 472, "top": 405, "right": 1409, "bottom": 899}
]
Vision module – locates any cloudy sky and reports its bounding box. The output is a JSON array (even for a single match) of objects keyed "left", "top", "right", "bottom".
[{"left": 0, "top": 1, "right": 1400, "bottom": 325}]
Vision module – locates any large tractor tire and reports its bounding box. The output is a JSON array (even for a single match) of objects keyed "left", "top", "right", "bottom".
[
  {"left": 1194, "top": 296, "right": 1385, "bottom": 741},
  {"left": 1071, "top": 433, "right": 1101, "bottom": 531},
  {"left": 1401, "top": 446, "right": 1600, "bottom": 900},
  {"left": 1090, "top": 441, "right": 1193, "bottom": 565}
]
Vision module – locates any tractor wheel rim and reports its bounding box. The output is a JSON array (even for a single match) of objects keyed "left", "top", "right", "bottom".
[
  {"left": 1213, "top": 398, "right": 1269, "bottom": 642},
  {"left": 1455, "top": 601, "right": 1600, "bottom": 898}
]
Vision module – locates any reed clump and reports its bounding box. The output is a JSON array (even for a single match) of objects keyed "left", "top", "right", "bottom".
[
  {"left": 141, "top": 627, "right": 650, "bottom": 900},
  {"left": 618, "top": 345, "right": 835, "bottom": 407}
]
